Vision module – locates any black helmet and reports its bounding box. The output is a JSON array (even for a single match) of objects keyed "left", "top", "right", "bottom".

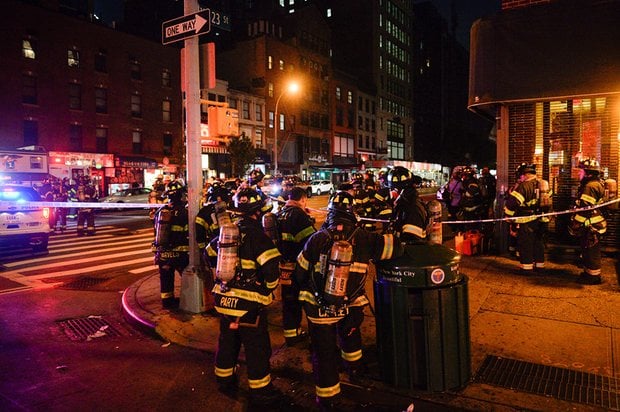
[
  {"left": 207, "top": 183, "right": 230, "bottom": 203},
  {"left": 579, "top": 158, "right": 600, "bottom": 174},
  {"left": 232, "top": 188, "right": 265, "bottom": 214},
  {"left": 516, "top": 163, "right": 536, "bottom": 177},
  {"left": 386, "top": 166, "right": 413, "bottom": 189},
  {"left": 248, "top": 169, "right": 265, "bottom": 186},
  {"left": 164, "top": 181, "right": 186, "bottom": 201},
  {"left": 461, "top": 166, "right": 475, "bottom": 178},
  {"left": 327, "top": 191, "right": 356, "bottom": 216}
]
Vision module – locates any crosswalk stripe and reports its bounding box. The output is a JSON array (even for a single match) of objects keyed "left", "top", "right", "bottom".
[
  {"left": 129, "top": 265, "right": 158, "bottom": 274},
  {"left": 3, "top": 238, "right": 154, "bottom": 268},
  {"left": 48, "top": 233, "right": 153, "bottom": 253},
  {"left": 9, "top": 256, "right": 156, "bottom": 282}
]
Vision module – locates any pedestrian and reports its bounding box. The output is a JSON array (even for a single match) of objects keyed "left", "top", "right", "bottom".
[
  {"left": 386, "top": 166, "right": 430, "bottom": 243},
  {"left": 569, "top": 158, "right": 607, "bottom": 285},
  {"left": 152, "top": 181, "right": 189, "bottom": 309},
  {"left": 205, "top": 188, "right": 283, "bottom": 407},
  {"left": 458, "top": 166, "right": 485, "bottom": 232},
  {"left": 276, "top": 186, "right": 316, "bottom": 346},
  {"left": 76, "top": 176, "right": 98, "bottom": 236},
  {"left": 444, "top": 167, "right": 464, "bottom": 231},
  {"left": 294, "top": 191, "right": 403, "bottom": 410},
  {"left": 503, "top": 163, "right": 546, "bottom": 274}
]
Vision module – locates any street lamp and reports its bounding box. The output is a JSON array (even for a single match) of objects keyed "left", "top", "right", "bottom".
[{"left": 274, "top": 81, "right": 299, "bottom": 177}]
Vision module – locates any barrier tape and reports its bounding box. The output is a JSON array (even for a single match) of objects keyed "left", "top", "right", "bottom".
[{"left": 0, "top": 201, "right": 162, "bottom": 210}]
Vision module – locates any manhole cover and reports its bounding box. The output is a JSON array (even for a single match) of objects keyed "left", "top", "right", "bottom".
[
  {"left": 58, "top": 316, "right": 123, "bottom": 341},
  {"left": 57, "top": 276, "right": 110, "bottom": 290},
  {"left": 475, "top": 355, "right": 619, "bottom": 410}
]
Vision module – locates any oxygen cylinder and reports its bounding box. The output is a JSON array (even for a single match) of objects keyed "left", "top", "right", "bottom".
[
  {"left": 604, "top": 178, "right": 618, "bottom": 210},
  {"left": 77, "top": 186, "right": 85, "bottom": 202},
  {"left": 262, "top": 212, "right": 278, "bottom": 244},
  {"left": 154, "top": 208, "right": 172, "bottom": 248},
  {"left": 216, "top": 223, "right": 240, "bottom": 284},
  {"left": 214, "top": 200, "right": 232, "bottom": 227},
  {"left": 427, "top": 199, "right": 443, "bottom": 245},
  {"left": 323, "top": 240, "right": 353, "bottom": 305},
  {"left": 537, "top": 179, "right": 552, "bottom": 209}
]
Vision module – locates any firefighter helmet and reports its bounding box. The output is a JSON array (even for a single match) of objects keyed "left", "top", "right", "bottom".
[
  {"left": 207, "top": 182, "right": 230, "bottom": 203},
  {"left": 232, "top": 188, "right": 265, "bottom": 214},
  {"left": 579, "top": 158, "right": 601, "bottom": 174},
  {"left": 386, "top": 166, "right": 413, "bottom": 189},
  {"left": 248, "top": 169, "right": 265, "bottom": 186},
  {"left": 461, "top": 166, "right": 476, "bottom": 178},
  {"left": 164, "top": 181, "right": 186, "bottom": 201},
  {"left": 327, "top": 191, "right": 356, "bottom": 216},
  {"left": 516, "top": 163, "right": 536, "bottom": 177}
]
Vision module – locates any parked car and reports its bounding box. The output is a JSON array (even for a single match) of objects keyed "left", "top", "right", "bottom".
[
  {"left": 283, "top": 175, "right": 313, "bottom": 197},
  {"left": 100, "top": 187, "right": 153, "bottom": 205},
  {"left": 0, "top": 185, "right": 51, "bottom": 252},
  {"left": 310, "top": 180, "right": 334, "bottom": 196}
]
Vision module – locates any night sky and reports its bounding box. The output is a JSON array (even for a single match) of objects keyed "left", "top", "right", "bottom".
[{"left": 415, "top": 0, "right": 502, "bottom": 49}]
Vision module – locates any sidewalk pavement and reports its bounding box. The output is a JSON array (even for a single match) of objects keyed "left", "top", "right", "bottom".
[{"left": 122, "top": 241, "right": 619, "bottom": 411}]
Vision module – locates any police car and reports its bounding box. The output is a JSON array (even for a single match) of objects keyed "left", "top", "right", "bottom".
[{"left": 0, "top": 185, "right": 51, "bottom": 252}]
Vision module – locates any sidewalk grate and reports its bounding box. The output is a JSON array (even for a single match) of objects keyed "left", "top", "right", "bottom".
[
  {"left": 57, "top": 276, "right": 109, "bottom": 290},
  {"left": 475, "top": 355, "right": 620, "bottom": 411},
  {"left": 58, "top": 316, "right": 123, "bottom": 341}
]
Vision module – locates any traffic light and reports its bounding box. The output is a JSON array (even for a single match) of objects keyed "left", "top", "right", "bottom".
[{"left": 207, "top": 107, "right": 239, "bottom": 137}]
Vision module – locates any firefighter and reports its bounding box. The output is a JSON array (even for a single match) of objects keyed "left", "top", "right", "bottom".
[
  {"left": 569, "top": 158, "right": 607, "bottom": 285},
  {"left": 205, "top": 188, "right": 283, "bottom": 407},
  {"left": 351, "top": 173, "right": 374, "bottom": 230},
  {"left": 51, "top": 179, "right": 68, "bottom": 232},
  {"left": 294, "top": 191, "right": 403, "bottom": 410},
  {"left": 247, "top": 168, "right": 273, "bottom": 214},
  {"left": 195, "top": 181, "right": 230, "bottom": 250},
  {"left": 503, "top": 163, "right": 546, "bottom": 274},
  {"left": 76, "top": 176, "right": 98, "bottom": 236},
  {"left": 149, "top": 175, "right": 167, "bottom": 221},
  {"left": 459, "top": 166, "right": 485, "bottom": 231},
  {"left": 276, "top": 186, "right": 316, "bottom": 345},
  {"left": 152, "top": 181, "right": 189, "bottom": 309},
  {"left": 387, "top": 166, "right": 430, "bottom": 243}
]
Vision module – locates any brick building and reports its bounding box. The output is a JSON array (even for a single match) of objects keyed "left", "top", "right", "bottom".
[
  {"left": 0, "top": 0, "right": 183, "bottom": 194},
  {"left": 469, "top": 0, "right": 620, "bottom": 249}
]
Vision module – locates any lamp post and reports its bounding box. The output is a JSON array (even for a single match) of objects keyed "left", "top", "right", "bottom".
[{"left": 274, "top": 82, "right": 299, "bottom": 177}]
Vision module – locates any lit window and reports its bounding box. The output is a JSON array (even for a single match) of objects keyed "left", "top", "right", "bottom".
[
  {"left": 347, "top": 91, "right": 352, "bottom": 104},
  {"left": 268, "top": 55, "right": 273, "bottom": 69},
  {"left": 162, "top": 99, "right": 171, "bottom": 122},
  {"left": 243, "top": 101, "right": 250, "bottom": 120},
  {"left": 68, "top": 49, "right": 80, "bottom": 67},
  {"left": 268, "top": 82, "right": 274, "bottom": 98},
  {"left": 255, "top": 103, "right": 263, "bottom": 121},
  {"left": 335, "top": 87, "right": 341, "bottom": 101},
  {"left": 268, "top": 111, "right": 275, "bottom": 128},
  {"left": 279, "top": 113, "right": 285, "bottom": 131},
  {"left": 22, "top": 39, "right": 35, "bottom": 59},
  {"left": 327, "top": 8, "right": 332, "bottom": 18},
  {"left": 279, "top": 60, "right": 285, "bottom": 70}
]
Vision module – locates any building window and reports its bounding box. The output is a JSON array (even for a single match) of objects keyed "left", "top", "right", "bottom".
[
  {"left": 335, "top": 86, "right": 341, "bottom": 101},
  {"left": 242, "top": 101, "right": 250, "bottom": 120},
  {"left": 268, "top": 55, "right": 273, "bottom": 69},
  {"left": 22, "top": 38, "right": 36, "bottom": 59},
  {"left": 163, "top": 133, "right": 173, "bottom": 155},
  {"left": 279, "top": 60, "right": 285, "bottom": 70},
  {"left": 334, "top": 135, "right": 354, "bottom": 157},
  {"left": 95, "top": 87, "right": 107, "bottom": 114},
  {"left": 68, "top": 49, "right": 80, "bottom": 67},
  {"left": 95, "top": 49, "right": 107, "bottom": 73},
  {"left": 131, "top": 94, "right": 142, "bottom": 118},
  {"left": 130, "top": 60, "right": 141, "bottom": 80},
  {"left": 255, "top": 103, "right": 263, "bottom": 121},
  {"left": 255, "top": 129, "right": 263, "bottom": 148},
  {"left": 268, "top": 111, "right": 275, "bottom": 128},
  {"left": 347, "top": 91, "right": 353, "bottom": 104},
  {"left": 388, "top": 140, "right": 404, "bottom": 160},
  {"left": 268, "top": 82, "right": 274, "bottom": 98},
  {"left": 229, "top": 98, "right": 237, "bottom": 109},
  {"left": 162, "top": 99, "right": 172, "bottom": 122},
  {"left": 162, "top": 69, "right": 171, "bottom": 87},
  {"left": 23, "top": 120, "right": 38, "bottom": 146},
  {"left": 132, "top": 130, "right": 142, "bottom": 154},
  {"left": 96, "top": 127, "right": 108, "bottom": 153},
  {"left": 69, "top": 83, "right": 81, "bottom": 110},
  {"left": 279, "top": 113, "right": 285, "bottom": 131},
  {"left": 358, "top": 134, "right": 363, "bottom": 147},
  {"left": 22, "top": 74, "right": 37, "bottom": 105},
  {"left": 69, "top": 124, "right": 83, "bottom": 151}
]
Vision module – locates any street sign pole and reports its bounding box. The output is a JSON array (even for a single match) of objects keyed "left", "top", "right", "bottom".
[{"left": 179, "top": 0, "right": 206, "bottom": 313}]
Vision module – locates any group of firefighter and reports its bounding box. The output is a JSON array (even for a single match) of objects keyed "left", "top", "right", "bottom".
[
  {"left": 149, "top": 158, "right": 612, "bottom": 410},
  {"left": 38, "top": 176, "right": 99, "bottom": 236}
]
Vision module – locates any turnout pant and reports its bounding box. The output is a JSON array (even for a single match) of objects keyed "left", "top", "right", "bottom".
[
  {"left": 157, "top": 253, "right": 189, "bottom": 299},
  {"left": 517, "top": 220, "right": 545, "bottom": 270}
]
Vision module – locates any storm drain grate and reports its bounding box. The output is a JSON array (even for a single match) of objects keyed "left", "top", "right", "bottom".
[
  {"left": 475, "top": 355, "right": 620, "bottom": 410},
  {"left": 57, "top": 276, "right": 109, "bottom": 290},
  {"left": 58, "top": 316, "right": 123, "bottom": 341}
]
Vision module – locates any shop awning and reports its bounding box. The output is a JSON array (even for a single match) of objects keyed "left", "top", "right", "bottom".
[
  {"left": 115, "top": 156, "right": 158, "bottom": 169},
  {"left": 468, "top": 1, "right": 620, "bottom": 117}
]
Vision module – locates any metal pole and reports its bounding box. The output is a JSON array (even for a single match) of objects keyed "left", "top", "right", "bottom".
[{"left": 180, "top": 0, "right": 204, "bottom": 313}]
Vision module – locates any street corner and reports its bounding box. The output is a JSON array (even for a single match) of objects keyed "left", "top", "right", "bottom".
[{"left": 154, "top": 309, "right": 220, "bottom": 352}]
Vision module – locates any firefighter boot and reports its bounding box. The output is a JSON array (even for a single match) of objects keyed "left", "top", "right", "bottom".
[
  {"left": 248, "top": 383, "right": 284, "bottom": 409},
  {"left": 162, "top": 297, "right": 180, "bottom": 309},
  {"left": 216, "top": 374, "right": 238, "bottom": 399},
  {"left": 577, "top": 272, "right": 602, "bottom": 285}
]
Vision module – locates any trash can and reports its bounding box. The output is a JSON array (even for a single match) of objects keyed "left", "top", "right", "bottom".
[{"left": 374, "top": 242, "right": 470, "bottom": 392}]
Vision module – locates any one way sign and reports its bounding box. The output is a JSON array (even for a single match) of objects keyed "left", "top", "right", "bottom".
[{"left": 162, "top": 10, "right": 211, "bottom": 45}]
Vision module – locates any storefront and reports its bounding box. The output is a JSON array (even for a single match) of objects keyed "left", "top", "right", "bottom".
[
  {"left": 110, "top": 156, "right": 158, "bottom": 195},
  {"left": 48, "top": 151, "right": 114, "bottom": 196}
]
